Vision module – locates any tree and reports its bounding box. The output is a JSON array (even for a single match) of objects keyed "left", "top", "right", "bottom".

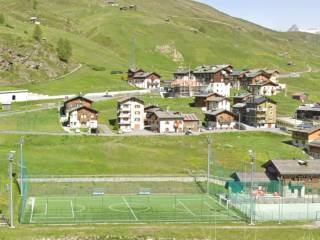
[
  {"left": 33, "top": 25, "right": 42, "bottom": 41},
  {"left": 0, "top": 13, "right": 5, "bottom": 24},
  {"left": 56, "top": 38, "right": 72, "bottom": 62},
  {"left": 33, "top": 0, "right": 38, "bottom": 10}
]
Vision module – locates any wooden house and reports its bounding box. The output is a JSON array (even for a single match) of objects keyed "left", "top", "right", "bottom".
[
  {"left": 292, "top": 126, "right": 320, "bottom": 147},
  {"left": 183, "top": 113, "right": 200, "bottom": 132},
  {"left": 204, "top": 109, "right": 236, "bottom": 129}
]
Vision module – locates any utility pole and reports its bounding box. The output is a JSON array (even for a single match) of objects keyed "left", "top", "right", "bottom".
[
  {"left": 238, "top": 111, "right": 241, "bottom": 130},
  {"left": 248, "top": 150, "right": 256, "bottom": 225},
  {"left": 207, "top": 136, "right": 212, "bottom": 194},
  {"left": 8, "top": 151, "right": 15, "bottom": 228},
  {"left": 20, "top": 137, "right": 24, "bottom": 196}
]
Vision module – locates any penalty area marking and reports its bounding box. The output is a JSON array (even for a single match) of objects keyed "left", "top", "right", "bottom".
[{"left": 177, "top": 199, "right": 196, "bottom": 216}]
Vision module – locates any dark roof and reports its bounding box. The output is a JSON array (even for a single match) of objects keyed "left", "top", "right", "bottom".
[
  {"left": 246, "top": 96, "right": 277, "bottom": 105},
  {"left": 194, "top": 92, "right": 223, "bottom": 98},
  {"left": 118, "top": 97, "right": 144, "bottom": 104},
  {"left": 183, "top": 113, "right": 199, "bottom": 121},
  {"left": 64, "top": 96, "right": 93, "bottom": 104},
  {"left": 205, "top": 109, "right": 236, "bottom": 117},
  {"left": 249, "top": 80, "right": 279, "bottom": 87},
  {"left": 193, "top": 64, "right": 232, "bottom": 74},
  {"left": 69, "top": 106, "right": 98, "bottom": 114},
  {"left": 263, "top": 159, "right": 320, "bottom": 176},
  {"left": 233, "top": 92, "right": 252, "bottom": 99},
  {"left": 292, "top": 126, "right": 320, "bottom": 134},
  {"left": 152, "top": 110, "right": 184, "bottom": 120},
  {"left": 133, "top": 72, "right": 161, "bottom": 79},
  {"left": 231, "top": 172, "right": 272, "bottom": 182}
]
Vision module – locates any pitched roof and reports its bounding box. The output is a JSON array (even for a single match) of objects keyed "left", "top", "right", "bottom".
[
  {"left": 193, "top": 64, "right": 232, "bottom": 74},
  {"left": 64, "top": 95, "right": 93, "bottom": 104},
  {"left": 250, "top": 80, "right": 279, "bottom": 87},
  {"left": 307, "top": 140, "right": 320, "bottom": 148},
  {"left": 118, "top": 96, "right": 144, "bottom": 104},
  {"left": 133, "top": 71, "right": 161, "bottom": 79},
  {"left": 205, "top": 109, "right": 236, "bottom": 117},
  {"left": 183, "top": 113, "right": 199, "bottom": 121},
  {"left": 291, "top": 126, "right": 320, "bottom": 134},
  {"left": 246, "top": 96, "right": 277, "bottom": 105},
  {"left": 69, "top": 106, "right": 98, "bottom": 114},
  {"left": 263, "top": 159, "right": 320, "bottom": 176},
  {"left": 233, "top": 103, "right": 246, "bottom": 108},
  {"left": 152, "top": 110, "right": 184, "bottom": 120},
  {"left": 233, "top": 92, "right": 252, "bottom": 99}
]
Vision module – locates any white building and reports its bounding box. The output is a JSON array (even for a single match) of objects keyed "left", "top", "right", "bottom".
[
  {"left": 205, "top": 82, "right": 231, "bottom": 97},
  {"left": 130, "top": 72, "right": 161, "bottom": 89},
  {"left": 149, "top": 110, "right": 184, "bottom": 133},
  {"left": 206, "top": 96, "right": 231, "bottom": 111},
  {"left": 249, "top": 81, "right": 279, "bottom": 96},
  {"left": 117, "top": 97, "right": 145, "bottom": 132},
  {"left": 0, "top": 90, "right": 28, "bottom": 104}
]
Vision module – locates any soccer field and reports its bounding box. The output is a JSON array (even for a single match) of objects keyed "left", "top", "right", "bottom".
[{"left": 21, "top": 194, "right": 241, "bottom": 224}]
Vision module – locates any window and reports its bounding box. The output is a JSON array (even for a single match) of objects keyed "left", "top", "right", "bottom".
[
  {"left": 165, "top": 121, "right": 170, "bottom": 125},
  {"left": 135, "top": 105, "right": 141, "bottom": 108},
  {"left": 135, "top": 111, "right": 140, "bottom": 115},
  {"left": 135, "top": 118, "right": 140, "bottom": 122}
]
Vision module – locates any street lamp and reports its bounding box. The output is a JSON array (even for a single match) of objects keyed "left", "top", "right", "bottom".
[
  {"left": 207, "top": 136, "right": 213, "bottom": 194},
  {"left": 248, "top": 149, "right": 256, "bottom": 225},
  {"left": 8, "top": 151, "right": 16, "bottom": 228},
  {"left": 20, "top": 137, "right": 24, "bottom": 196}
]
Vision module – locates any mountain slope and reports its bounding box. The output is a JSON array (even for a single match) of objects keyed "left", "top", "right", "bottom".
[{"left": 1, "top": 0, "right": 320, "bottom": 94}]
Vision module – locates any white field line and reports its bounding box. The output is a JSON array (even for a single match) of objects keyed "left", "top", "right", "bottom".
[
  {"left": 206, "top": 195, "right": 241, "bottom": 220},
  {"left": 45, "top": 202, "right": 48, "bottom": 216},
  {"left": 29, "top": 198, "right": 35, "bottom": 223},
  {"left": 122, "top": 196, "right": 138, "bottom": 221},
  {"left": 177, "top": 199, "right": 196, "bottom": 216},
  {"left": 70, "top": 201, "right": 75, "bottom": 219}
]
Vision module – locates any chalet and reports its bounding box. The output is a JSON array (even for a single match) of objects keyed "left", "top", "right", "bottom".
[
  {"left": 117, "top": 97, "right": 145, "bottom": 132},
  {"left": 149, "top": 110, "right": 184, "bottom": 133},
  {"left": 245, "top": 96, "right": 277, "bottom": 128},
  {"left": 307, "top": 141, "right": 320, "bottom": 159},
  {"left": 204, "top": 109, "right": 236, "bottom": 129},
  {"left": 262, "top": 159, "right": 320, "bottom": 198},
  {"left": 232, "top": 92, "right": 253, "bottom": 105},
  {"left": 183, "top": 113, "right": 200, "bottom": 132},
  {"left": 295, "top": 104, "right": 320, "bottom": 121},
  {"left": 206, "top": 95, "right": 231, "bottom": 111},
  {"left": 265, "top": 70, "right": 280, "bottom": 84},
  {"left": 144, "top": 105, "right": 161, "bottom": 128},
  {"left": 60, "top": 96, "right": 98, "bottom": 132},
  {"left": 248, "top": 80, "right": 279, "bottom": 96},
  {"left": 292, "top": 92, "right": 309, "bottom": 103},
  {"left": 127, "top": 68, "right": 144, "bottom": 80},
  {"left": 291, "top": 126, "right": 320, "bottom": 147},
  {"left": 63, "top": 96, "right": 93, "bottom": 113},
  {"left": 131, "top": 72, "right": 161, "bottom": 89},
  {"left": 240, "top": 70, "right": 271, "bottom": 89},
  {"left": 194, "top": 92, "right": 224, "bottom": 107},
  {"left": 68, "top": 106, "right": 98, "bottom": 131},
  {"left": 171, "top": 68, "right": 202, "bottom": 97}
]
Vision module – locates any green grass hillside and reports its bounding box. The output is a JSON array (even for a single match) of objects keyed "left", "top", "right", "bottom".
[
  {"left": 0, "top": 0, "right": 320, "bottom": 94},
  {"left": 0, "top": 132, "right": 306, "bottom": 177}
]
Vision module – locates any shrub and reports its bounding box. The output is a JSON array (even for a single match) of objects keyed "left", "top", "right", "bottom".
[
  {"left": 33, "top": 25, "right": 42, "bottom": 41},
  {"left": 56, "top": 38, "right": 72, "bottom": 62},
  {"left": 87, "top": 64, "right": 106, "bottom": 71}
]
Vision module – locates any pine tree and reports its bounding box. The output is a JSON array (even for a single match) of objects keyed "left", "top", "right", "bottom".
[
  {"left": 33, "top": 25, "right": 42, "bottom": 41},
  {"left": 56, "top": 38, "right": 72, "bottom": 62}
]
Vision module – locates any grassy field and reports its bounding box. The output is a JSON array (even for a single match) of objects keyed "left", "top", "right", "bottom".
[
  {"left": 0, "top": 132, "right": 306, "bottom": 177},
  {"left": 1, "top": 223, "right": 320, "bottom": 240},
  {"left": 270, "top": 72, "right": 320, "bottom": 116},
  {"left": 1, "top": 0, "right": 320, "bottom": 94}
]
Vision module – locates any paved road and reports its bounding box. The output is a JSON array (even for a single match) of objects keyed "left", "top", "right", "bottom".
[{"left": 0, "top": 127, "right": 289, "bottom": 137}]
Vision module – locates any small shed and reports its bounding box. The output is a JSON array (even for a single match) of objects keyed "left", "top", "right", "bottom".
[
  {"left": 2, "top": 101, "right": 12, "bottom": 111},
  {"left": 292, "top": 92, "right": 308, "bottom": 103}
]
